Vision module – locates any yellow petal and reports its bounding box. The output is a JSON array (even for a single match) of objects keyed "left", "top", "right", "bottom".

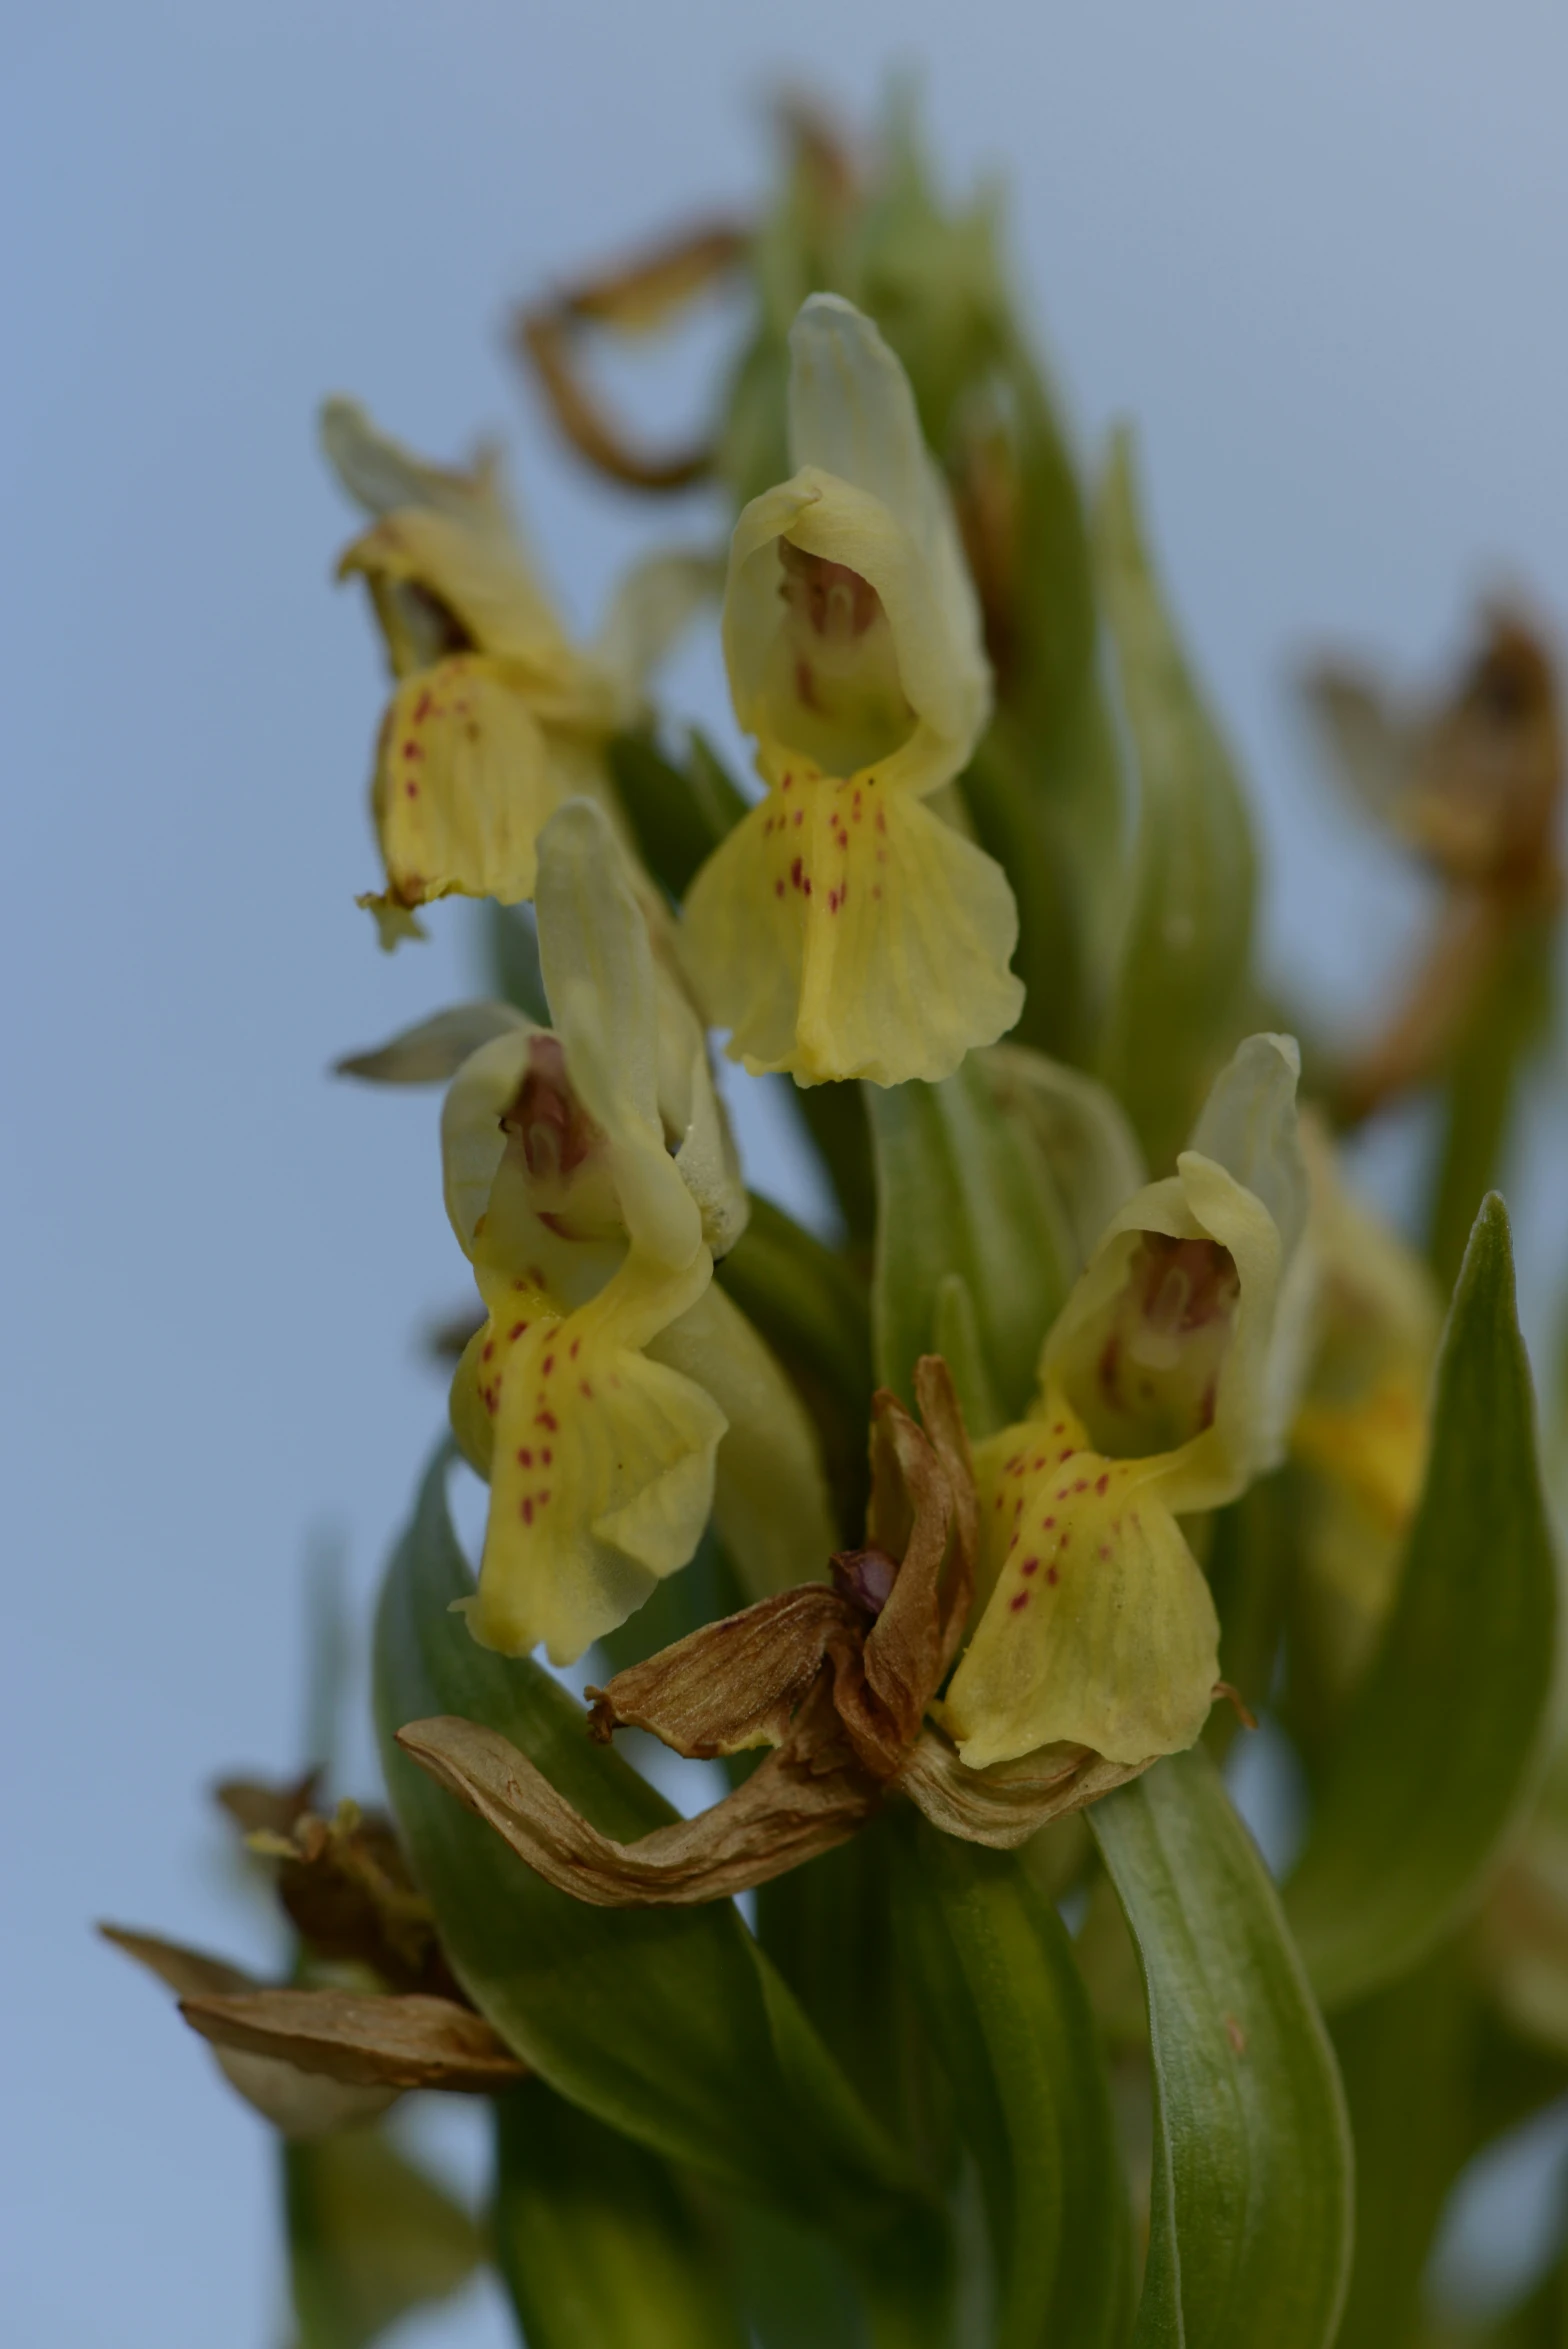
[
  {"left": 370, "top": 656, "right": 558, "bottom": 917},
  {"left": 1038, "top": 1035, "right": 1311, "bottom": 1512},
  {"left": 683, "top": 772, "right": 1023, "bottom": 1086},
  {"left": 463, "top": 1251, "right": 725, "bottom": 1664},
  {"left": 944, "top": 1418, "right": 1219, "bottom": 1768},
  {"left": 721, "top": 300, "right": 990, "bottom": 802},
  {"left": 338, "top": 505, "right": 567, "bottom": 673}
]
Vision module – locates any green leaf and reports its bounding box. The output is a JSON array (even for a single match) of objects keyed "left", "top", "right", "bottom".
[
  {"left": 1328, "top": 1950, "right": 1474, "bottom": 2349},
  {"left": 867, "top": 1056, "right": 1075, "bottom": 1431},
  {"left": 1426, "top": 914, "right": 1554, "bottom": 1295},
  {"left": 284, "top": 2125, "right": 482, "bottom": 2349},
  {"left": 725, "top": 2202, "right": 872, "bottom": 2349},
  {"left": 483, "top": 899, "right": 549, "bottom": 1024},
  {"left": 1094, "top": 428, "right": 1255, "bottom": 1172},
  {"left": 891, "top": 1817, "right": 1131, "bottom": 2349},
  {"left": 787, "top": 1077, "right": 878, "bottom": 1246},
  {"left": 373, "top": 1446, "right": 936, "bottom": 2253},
  {"left": 1201, "top": 1472, "right": 1294, "bottom": 1765},
  {"left": 607, "top": 727, "right": 747, "bottom": 901},
  {"left": 1283, "top": 1195, "right": 1558, "bottom": 2009},
  {"left": 960, "top": 724, "right": 1092, "bottom": 1066},
  {"left": 493, "top": 2081, "right": 747, "bottom": 2349},
  {"left": 1091, "top": 1746, "right": 1353, "bottom": 2348},
  {"left": 716, "top": 1190, "right": 874, "bottom": 1537}
]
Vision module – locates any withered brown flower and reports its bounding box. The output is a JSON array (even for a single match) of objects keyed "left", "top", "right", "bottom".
[{"left": 397, "top": 1357, "right": 1150, "bottom": 1906}]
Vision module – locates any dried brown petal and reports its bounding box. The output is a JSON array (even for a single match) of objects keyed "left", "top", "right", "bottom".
[
  {"left": 515, "top": 222, "right": 746, "bottom": 493},
  {"left": 179, "top": 1989, "right": 525, "bottom": 2094},
  {"left": 586, "top": 1584, "right": 857, "bottom": 1756},
  {"left": 99, "top": 1923, "right": 256, "bottom": 2001},
  {"left": 913, "top": 1354, "right": 979, "bottom": 1670},
  {"left": 214, "top": 1770, "right": 320, "bottom": 1839},
  {"left": 256, "top": 1802, "right": 458, "bottom": 1998},
  {"left": 397, "top": 1697, "right": 879, "bottom": 1909},
  {"left": 100, "top": 1924, "right": 397, "bottom": 2138},
  {"left": 833, "top": 1367, "right": 975, "bottom": 1778},
  {"left": 896, "top": 1729, "right": 1150, "bottom": 1851}
]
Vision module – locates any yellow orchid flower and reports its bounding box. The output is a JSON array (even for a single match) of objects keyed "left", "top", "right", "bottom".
[
  {"left": 944, "top": 1035, "right": 1311, "bottom": 1768},
  {"left": 682, "top": 294, "right": 1023, "bottom": 1085},
  {"left": 349, "top": 798, "right": 834, "bottom": 1660},
  {"left": 321, "top": 398, "right": 712, "bottom": 947},
  {"left": 1287, "top": 1118, "right": 1441, "bottom": 1696}
]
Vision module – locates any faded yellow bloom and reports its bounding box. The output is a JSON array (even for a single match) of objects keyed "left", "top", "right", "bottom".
[
  {"left": 944, "top": 1035, "right": 1311, "bottom": 1768},
  {"left": 348, "top": 798, "right": 835, "bottom": 1660},
  {"left": 682, "top": 295, "right": 1023, "bottom": 1085},
  {"left": 322, "top": 398, "right": 711, "bottom": 945},
  {"left": 1287, "top": 1121, "right": 1441, "bottom": 1695}
]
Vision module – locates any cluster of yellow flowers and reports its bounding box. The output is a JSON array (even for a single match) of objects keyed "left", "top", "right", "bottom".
[{"left": 325, "top": 295, "right": 1437, "bottom": 1792}]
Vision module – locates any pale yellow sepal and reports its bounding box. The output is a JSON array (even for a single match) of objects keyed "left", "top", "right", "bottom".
[
  {"left": 943, "top": 1394, "right": 1220, "bottom": 1768},
  {"left": 459, "top": 1247, "right": 725, "bottom": 1665},
  {"left": 683, "top": 770, "right": 1023, "bottom": 1086}
]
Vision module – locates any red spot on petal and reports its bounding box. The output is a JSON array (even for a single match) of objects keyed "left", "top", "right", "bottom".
[
  {"left": 535, "top": 1410, "right": 558, "bottom": 1432},
  {"left": 580, "top": 1379, "right": 594, "bottom": 1399},
  {"left": 1096, "top": 1473, "right": 1110, "bottom": 1495},
  {"left": 542, "top": 1354, "right": 555, "bottom": 1376},
  {"left": 541, "top": 1447, "right": 552, "bottom": 1465},
  {"left": 1010, "top": 1591, "right": 1030, "bottom": 1612},
  {"left": 520, "top": 1498, "right": 534, "bottom": 1525},
  {"left": 1042, "top": 1516, "right": 1055, "bottom": 1529},
  {"left": 570, "top": 1338, "right": 580, "bottom": 1359},
  {"left": 508, "top": 1322, "right": 525, "bottom": 1341},
  {"left": 481, "top": 1341, "right": 494, "bottom": 1362},
  {"left": 1074, "top": 1478, "right": 1089, "bottom": 1493},
  {"left": 1021, "top": 1557, "right": 1040, "bottom": 1577},
  {"left": 1046, "top": 1563, "right": 1060, "bottom": 1585},
  {"left": 517, "top": 1448, "right": 532, "bottom": 1467},
  {"left": 775, "top": 878, "right": 785, "bottom": 897}
]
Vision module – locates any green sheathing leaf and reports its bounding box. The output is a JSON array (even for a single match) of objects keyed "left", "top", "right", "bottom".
[
  {"left": 484, "top": 899, "right": 549, "bottom": 1024},
  {"left": 1426, "top": 915, "right": 1554, "bottom": 1296},
  {"left": 1094, "top": 430, "right": 1255, "bottom": 1172},
  {"left": 892, "top": 1818, "right": 1131, "bottom": 2349},
  {"left": 1284, "top": 1195, "right": 1558, "bottom": 2010},
  {"left": 962, "top": 351, "right": 1128, "bottom": 1062},
  {"left": 715, "top": 1190, "right": 874, "bottom": 1537},
  {"left": 868, "top": 1059, "right": 1075, "bottom": 1431},
  {"left": 372, "top": 1445, "right": 933, "bottom": 2261},
  {"left": 1091, "top": 1747, "right": 1353, "bottom": 2348},
  {"left": 284, "top": 2126, "right": 482, "bottom": 2349},
  {"left": 787, "top": 1077, "right": 879, "bottom": 1247},
  {"left": 608, "top": 728, "right": 748, "bottom": 902},
  {"left": 1328, "top": 1951, "right": 1474, "bottom": 2349},
  {"left": 493, "top": 2082, "right": 747, "bottom": 2349}
]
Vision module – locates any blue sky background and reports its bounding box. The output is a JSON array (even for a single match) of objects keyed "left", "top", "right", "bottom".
[{"left": 5, "top": 2, "right": 1568, "bottom": 2339}]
